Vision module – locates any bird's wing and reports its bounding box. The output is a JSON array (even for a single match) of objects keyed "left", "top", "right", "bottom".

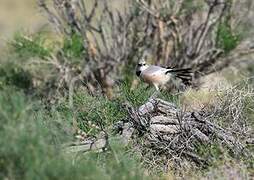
[
  {"left": 142, "top": 65, "right": 168, "bottom": 75},
  {"left": 141, "top": 65, "right": 170, "bottom": 84}
]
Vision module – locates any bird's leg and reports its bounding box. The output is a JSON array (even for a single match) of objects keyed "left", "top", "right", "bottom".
[{"left": 149, "top": 84, "right": 160, "bottom": 100}]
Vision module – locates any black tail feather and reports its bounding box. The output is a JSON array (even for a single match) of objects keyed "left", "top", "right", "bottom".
[
  {"left": 175, "top": 73, "right": 192, "bottom": 77},
  {"left": 166, "top": 67, "right": 193, "bottom": 86},
  {"left": 176, "top": 76, "right": 192, "bottom": 85},
  {"left": 176, "top": 75, "right": 192, "bottom": 80},
  {"left": 166, "top": 68, "right": 192, "bottom": 73}
]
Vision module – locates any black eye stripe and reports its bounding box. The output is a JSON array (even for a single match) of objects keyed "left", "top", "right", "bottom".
[{"left": 138, "top": 63, "right": 146, "bottom": 66}]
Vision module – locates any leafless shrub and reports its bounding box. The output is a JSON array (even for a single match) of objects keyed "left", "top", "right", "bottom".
[
  {"left": 37, "top": 0, "right": 254, "bottom": 98},
  {"left": 38, "top": 0, "right": 139, "bottom": 99},
  {"left": 211, "top": 83, "right": 254, "bottom": 136}
]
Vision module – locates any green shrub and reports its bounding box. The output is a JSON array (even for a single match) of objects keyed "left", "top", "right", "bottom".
[
  {"left": 10, "top": 32, "right": 51, "bottom": 59},
  {"left": 0, "top": 62, "right": 33, "bottom": 91},
  {"left": 0, "top": 88, "right": 150, "bottom": 180},
  {"left": 216, "top": 20, "right": 240, "bottom": 54},
  {"left": 62, "top": 32, "right": 85, "bottom": 59}
]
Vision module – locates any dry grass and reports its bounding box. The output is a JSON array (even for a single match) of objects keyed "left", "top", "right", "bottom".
[
  {"left": 171, "top": 159, "right": 251, "bottom": 179},
  {"left": 181, "top": 89, "right": 219, "bottom": 111}
]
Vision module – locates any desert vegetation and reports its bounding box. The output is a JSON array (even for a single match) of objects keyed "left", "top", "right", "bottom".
[{"left": 1, "top": 0, "right": 254, "bottom": 179}]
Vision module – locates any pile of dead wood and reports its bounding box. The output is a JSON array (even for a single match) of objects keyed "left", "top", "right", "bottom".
[{"left": 66, "top": 97, "right": 253, "bottom": 168}]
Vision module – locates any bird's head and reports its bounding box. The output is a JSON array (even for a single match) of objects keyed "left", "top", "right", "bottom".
[{"left": 136, "top": 58, "right": 149, "bottom": 76}]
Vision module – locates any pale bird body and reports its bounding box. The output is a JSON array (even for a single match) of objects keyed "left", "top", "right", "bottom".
[{"left": 136, "top": 59, "right": 192, "bottom": 91}]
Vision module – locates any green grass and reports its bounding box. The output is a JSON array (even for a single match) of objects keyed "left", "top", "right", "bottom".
[
  {"left": 196, "top": 142, "right": 224, "bottom": 164},
  {"left": 119, "top": 82, "right": 180, "bottom": 107},
  {"left": 55, "top": 90, "right": 127, "bottom": 135},
  {"left": 119, "top": 82, "right": 153, "bottom": 106}
]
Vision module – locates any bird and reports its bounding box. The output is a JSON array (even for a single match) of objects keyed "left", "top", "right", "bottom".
[{"left": 136, "top": 58, "right": 192, "bottom": 93}]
